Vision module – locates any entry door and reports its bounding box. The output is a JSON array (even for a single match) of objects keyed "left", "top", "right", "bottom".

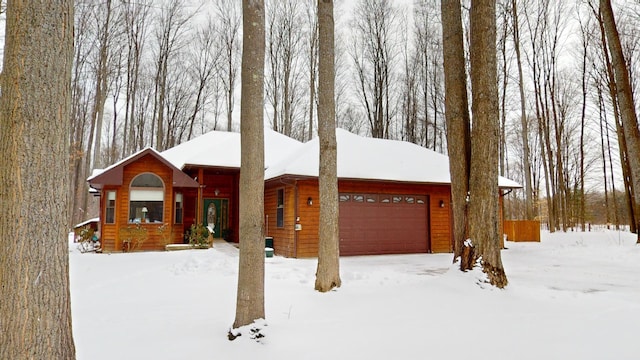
[{"left": 203, "top": 198, "right": 229, "bottom": 238}]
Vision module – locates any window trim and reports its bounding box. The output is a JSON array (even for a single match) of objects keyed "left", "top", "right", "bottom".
[
  {"left": 276, "top": 188, "right": 284, "bottom": 228},
  {"left": 174, "top": 192, "right": 183, "bottom": 224},
  {"left": 105, "top": 190, "right": 116, "bottom": 224},
  {"left": 128, "top": 172, "right": 165, "bottom": 224}
]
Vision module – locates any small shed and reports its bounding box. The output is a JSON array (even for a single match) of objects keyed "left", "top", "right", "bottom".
[{"left": 73, "top": 218, "right": 99, "bottom": 242}]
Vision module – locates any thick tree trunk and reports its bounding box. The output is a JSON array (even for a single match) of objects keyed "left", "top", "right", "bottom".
[
  {"left": 600, "top": 0, "right": 640, "bottom": 243},
  {"left": 441, "top": 0, "right": 471, "bottom": 269},
  {"left": 468, "top": 0, "right": 507, "bottom": 287},
  {"left": 232, "top": 0, "right": 266, "bottom": 331},
  {"left": 315, "top": 0, "right": 341, "bottom": 293},
  {"left": 0, "top": 1, "right": 76, "bottom": 358}
]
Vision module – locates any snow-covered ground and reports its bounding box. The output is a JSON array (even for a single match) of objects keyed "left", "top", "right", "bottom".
[{"left": 70, "top": 229, "right": 640, "bottom": 360}]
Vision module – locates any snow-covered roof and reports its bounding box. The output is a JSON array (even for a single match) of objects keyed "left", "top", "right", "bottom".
[
  {"left": 161, "top": 128, "right": 303, "bottom": 170},
  {"left": 87, "top": 147, "right": 199, "bottom": 189},
  {"left": 89, "top": 128, "right": 520, "bottom": 189},
  {"left": 87, "top": 147, "right": 155, "bottom": 182},
  {"left": 74, "top": 217, "right": 100, "bottom": 229},
  {"left": 265, "top": 128, "right": 521, "bottom": 188}
]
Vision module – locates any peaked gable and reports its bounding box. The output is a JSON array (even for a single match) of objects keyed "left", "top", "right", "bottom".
[{"left": 88, "top": 148, "right": 199, "bottom": 190}]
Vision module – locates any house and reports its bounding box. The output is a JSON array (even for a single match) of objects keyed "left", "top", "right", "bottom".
[
  {"left": 87, "top": 130, "right": 301, "bottom": 252},
  {"left": 87, "top": 128, "right": 520, "bottom": 256}
]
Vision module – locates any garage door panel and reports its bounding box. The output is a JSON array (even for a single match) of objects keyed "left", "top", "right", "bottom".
[{"left": 339, "top": 193, "right": 429, "bottom": 256}]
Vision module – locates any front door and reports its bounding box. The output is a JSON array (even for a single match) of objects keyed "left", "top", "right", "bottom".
[{"left": 203, "top": 198, "right": 229, "bottom": 239}]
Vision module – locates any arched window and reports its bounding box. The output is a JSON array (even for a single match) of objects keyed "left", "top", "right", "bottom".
[{"left": 129, "top": 173, "right": 164, "bottom": 223}]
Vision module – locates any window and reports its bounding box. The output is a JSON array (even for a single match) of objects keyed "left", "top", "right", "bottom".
[
  {"left": 353, "top": 195, "right": 364, "bottom": 202},
  {"left": 339, "top": 194, "right": 350, "bottom": 202},
  {"left": 175, "top": 193, "right": 183, "bottom": 224},
  {"left": 129, "top": 173, "right": 164, "bottom": 223},
  {"left": 105, "top": 191, "right": 116, "bottom": 224},
  {"left": 276, "top": 189, "right": 284, "bottom": 228},
  {"left": 405, "top": 196, "right": 415, "bottom": 204}
]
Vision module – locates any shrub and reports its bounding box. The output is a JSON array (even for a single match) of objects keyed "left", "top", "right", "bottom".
[
  {"left": 75, "top": 226, "right": 95, "bottom": 244},
  {"left": 119, "top": 223, "right": 148, "bottom": 252},
  {"left": 187, "top": 224, "right": 211, "bottom": 248},
  {"left": 157, "top": 223, "right": 173, "bottom": 247}
]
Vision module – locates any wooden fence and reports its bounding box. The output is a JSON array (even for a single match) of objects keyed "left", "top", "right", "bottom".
[{"left": 503, "top": 220, "right": 540, "bottom": 242}]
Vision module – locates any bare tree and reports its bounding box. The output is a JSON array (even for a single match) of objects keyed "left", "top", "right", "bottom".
[
  {"left": 577, "top": 8, "right": 592, "bottom": 230},
  {"left": 185, "top": 17, "right": 221, "bottom": 141},
  {"left": 0, "top": 1, "right": 76, "bottom": 357},
  {"left": 334, "top": 3, "right": 361, "bottom": 133},
  {"left": 414, "top": 1, "right": 445, "bottom": 150},
  {"left": 400, "top": 10, "right": 420, "bottom": 144},
  {"left": 600, "top": 0, "right": 640, "bottom": 242},
  {"left": 69, "top": 1, "right": 95, "bottom": 226},
  {"left": 123, "top": 0, "right": 151, "bottom": 154},
  {"left": 214, "top": 0, "right": 241, "bottom": 132},
  {"left": 231, "top": 0, "right": 266, "bottom": 334},
  {"left": 441, "top": 0, "right": 471, "bottom": 268},
  {"left": 315, "top": 0, "right": 341, "bottom": 293},
  {"left": 350, "top": 0, "right": 399, "bottom": 139},
  {"left": 522, "top": 0, "right": 571, "bottom": 231},
  {"left": 89, "top": 0, "right": 115, "bottom": 171},
  {"left": 151, "top": 0, "right": 194, "bottom": 151},
  {"left": 468, "top": 0, "right": 508, "bottom": 287},
  {"left": 511, "top": 0, "right": 534, "bottom": 220},
  {"left": 108, "top": 33, "right": 127, "bottom": 164},
  {"left": 266, "top": 0, "right": 305, "bottom": 139},
  {"left": 305, "top": 0, "right": 318, "bottom": 141}
]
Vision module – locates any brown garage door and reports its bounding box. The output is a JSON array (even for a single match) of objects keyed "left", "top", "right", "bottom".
[{"left": 338, "top": 193, "right": 429, "bottom": 256}]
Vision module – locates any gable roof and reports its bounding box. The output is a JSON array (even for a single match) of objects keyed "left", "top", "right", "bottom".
[
  {"left": 265, "top": 128, "right": 521, "bottom": 188},
  {"left": 87, "top": 148, "right": 199, "bottom": 190},
  {"left": 161, "top": 128, "right": 303, "bottom": 170},
  {"left": 89, "top": 129, "right": 520, "bottom": 190}
]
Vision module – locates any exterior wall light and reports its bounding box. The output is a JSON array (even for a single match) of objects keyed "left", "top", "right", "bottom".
[
  {"left": 307, "top": 197, "right": 313, "bottom": 206},
  {"left": 439, "top": 200, "right": 445, "bottom": 208}
]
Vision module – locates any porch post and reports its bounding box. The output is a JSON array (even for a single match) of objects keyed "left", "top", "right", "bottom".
[{"left": 197, "top": 168, "right": 204, "bottom": 225}]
